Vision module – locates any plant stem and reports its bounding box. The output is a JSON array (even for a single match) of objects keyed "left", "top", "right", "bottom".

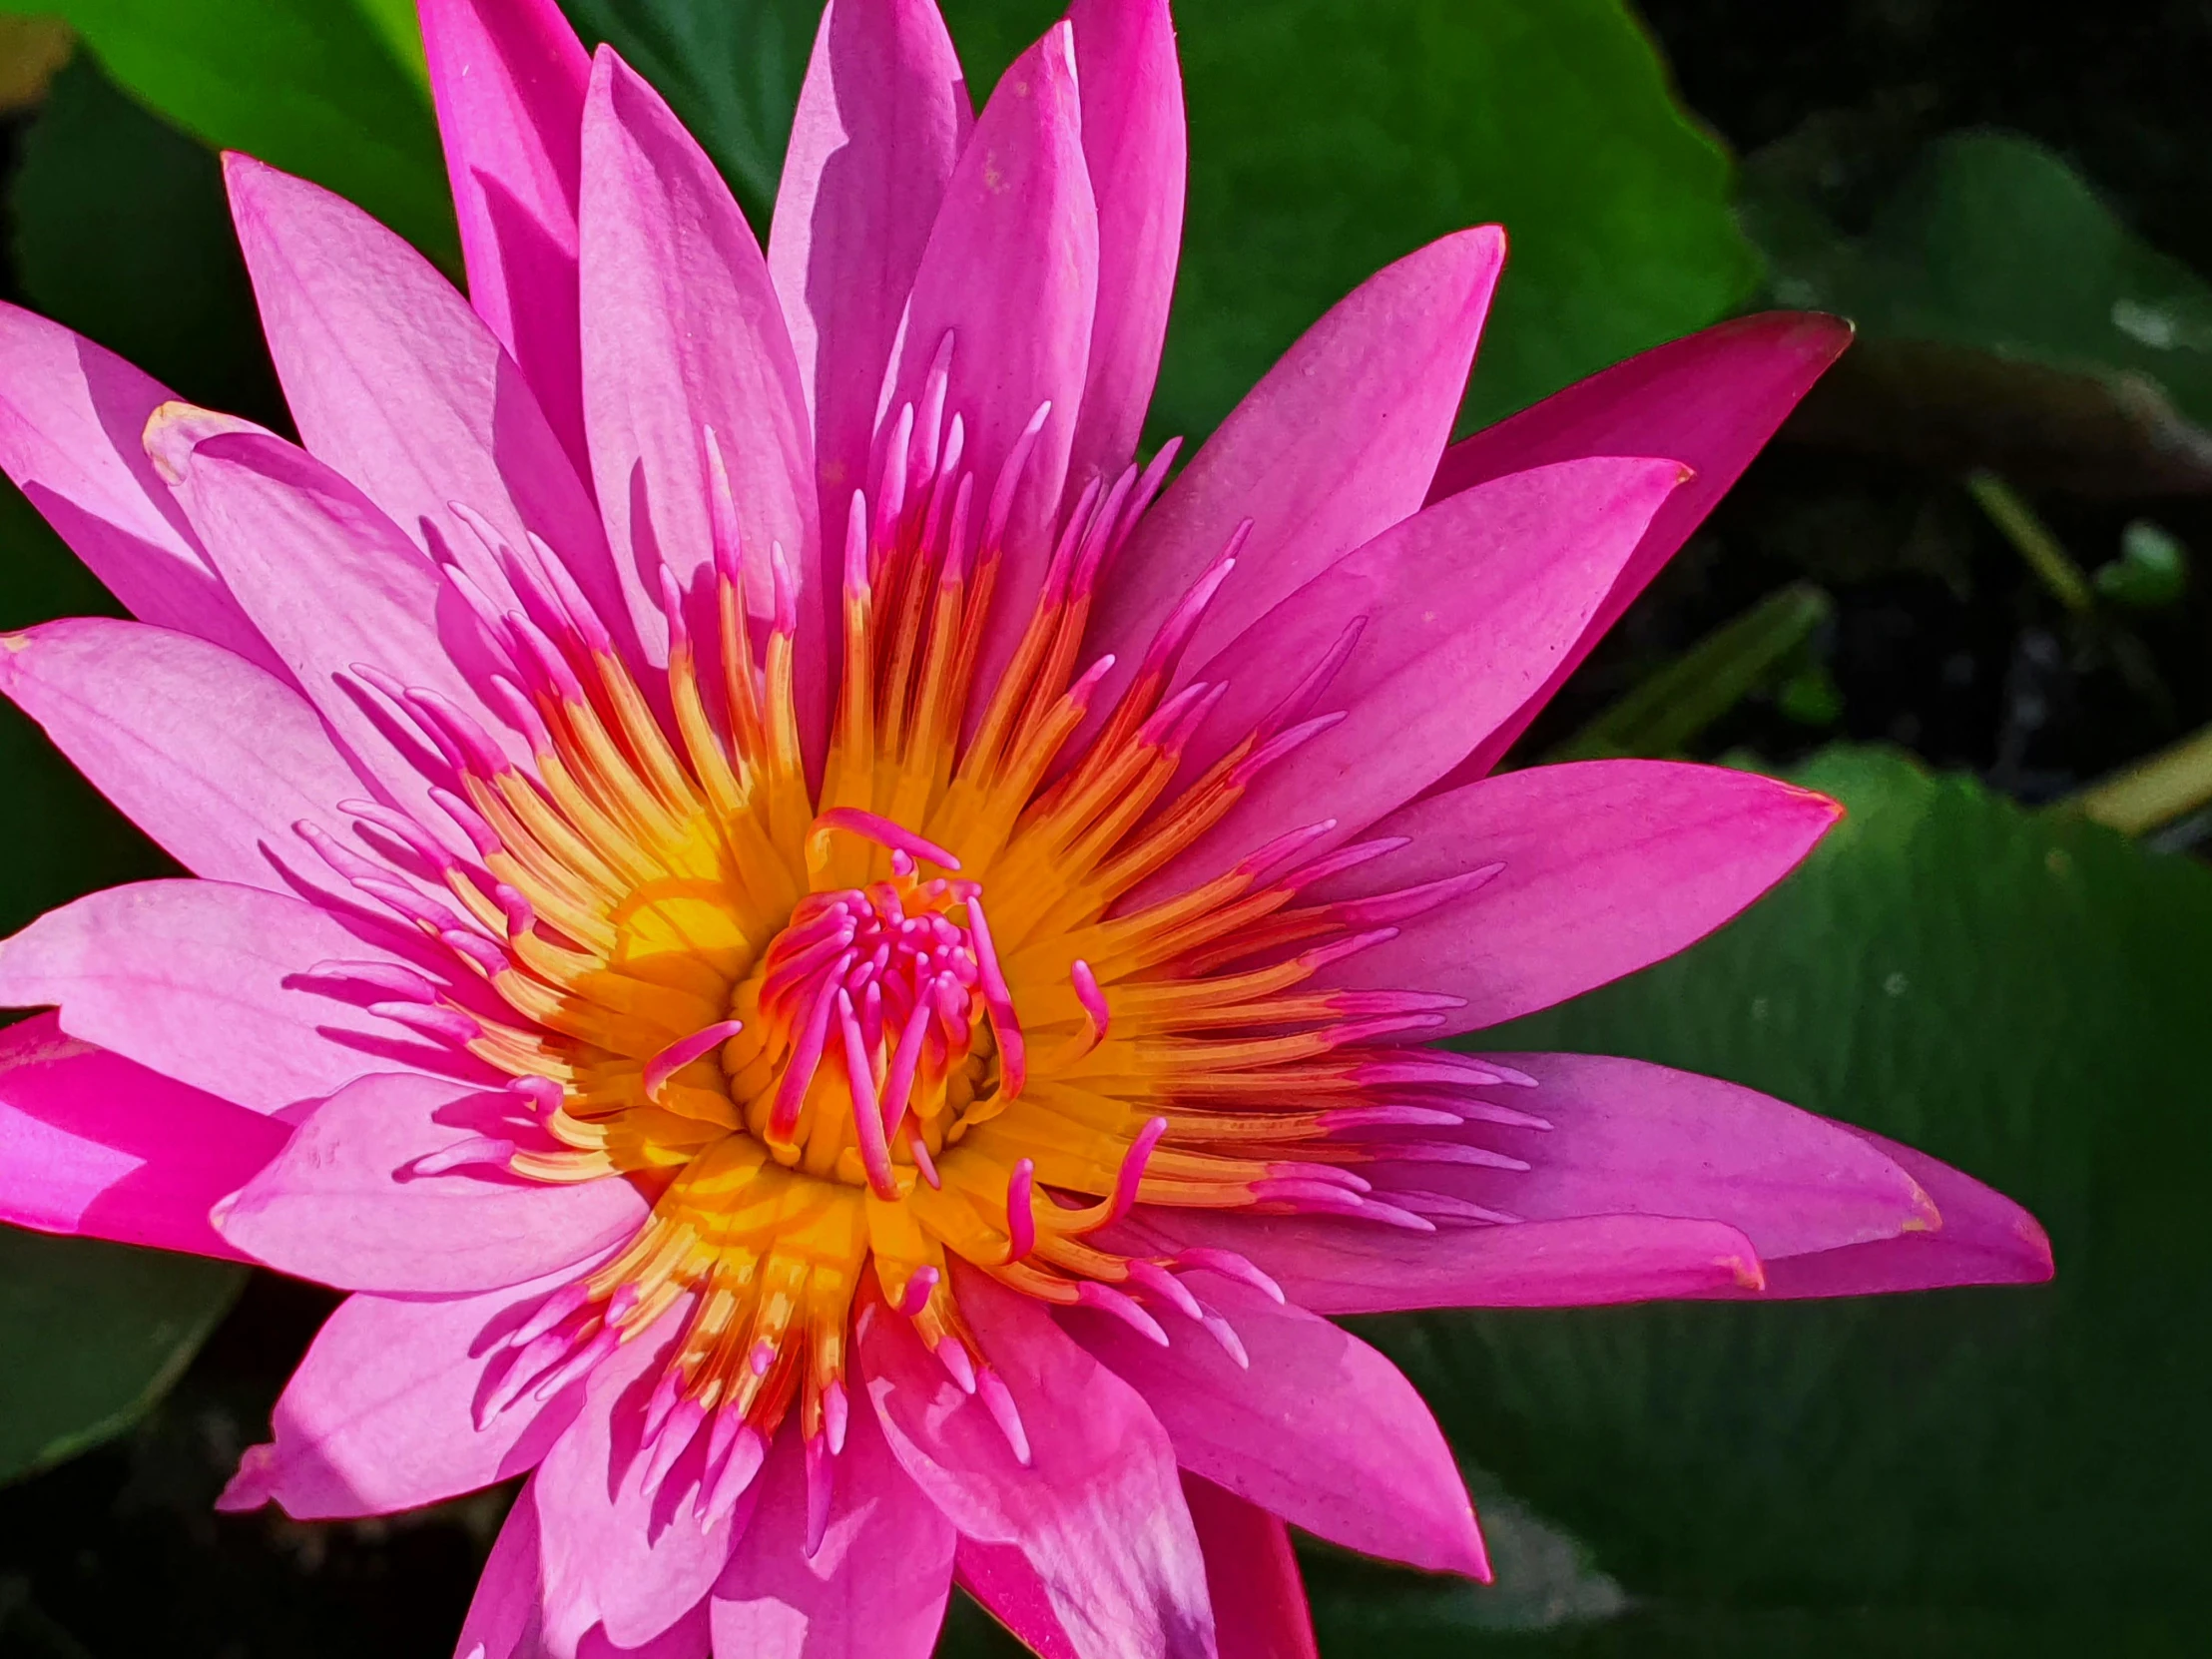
[
  {"left": 1964, "top": 470, "right": 2095, "bottom": 615},
  {"left": 2064, "top": 724, "right": 2212, "bottom": 835}
]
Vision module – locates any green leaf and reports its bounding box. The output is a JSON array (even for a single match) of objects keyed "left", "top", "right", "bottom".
[
  {"left": 0, "top": 1228, "right": 244, "bottom": 1484},
  {"left": 0, "top": 0, "right": 456, "bottom": 267},
  {"left": 1341, "top": 747, "right": 2212, "bottom": 1643},
  {"left": 11, "top": 52, "right": 286, "bottom": 430},
  {"left": 558, "top": 0, "right": 821, "bottom": 224},
  {"left": 2095, "top": 520, "right": 2190, "bottom": 610}
]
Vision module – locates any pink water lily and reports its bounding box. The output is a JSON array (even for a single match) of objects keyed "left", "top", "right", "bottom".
[{"left": 0, "top": 1, "right": 2050, "bottom": 1655}]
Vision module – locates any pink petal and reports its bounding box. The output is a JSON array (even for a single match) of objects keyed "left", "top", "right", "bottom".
[
  {"left": 0, "top": 617, "right": 365, "bottom": 898},
  {"left": 769, "top": 0, "right": 970, "bottom": 516},
  {"left": 710, "top": 1408, "right": 955, "bottom": 1658},
  {"left": 578, "top": 48, "right": 821, "bottom": 715},
  {"left": 860, "top": 1266, "right": 1214, "bottom": 1658},
  {"left": 1311, "top": 760, "right": 1842, "bottom": 1035},
  {"left": 1082, "top": 228, "right": 1503, "bottom": 738},
  {"left": 1117, "top": 1209, "right": 1767, "bottom": 1317},
  {"left": 222, "top": 1268, "right": 599, "bottom": 1521},
  {"left": 0, "top": 303, "right": 276, "bottom": 672},
  {"left": 880, "top": 22, "right": 1098, "bottom": 718},
  {"left": 1062, "top": 0, "right": 1185, "bottom": 496},
  {"left": 1727, "top": 1124, "right": 2053, "bottom": 1298},
  {"left": 955, "top": 1540, "right": 1080, "bottom": 1659},
  {"left": 1066, "top": 1273, "right": 1485, "bottom": 1578},
  {"left": 217, "top": 1072, "right": 647, "bottom": 1294},
  {"left": 1425, "top": 311, "right": 1852, "bottom": 788},
  {"left": 0, "top": 879, "right": 480, "bottom": 1114},
  {"left": 0, "top": 1010, "right": 284, "bottom": 1260},
  {"left": 1136, "top": 457, "right": 1685, "bottom": 902},
  {"left": 1182, "top": 1475, "right": 1319, "bottom": 1659},
  {"left": 150, "top": 418, "right": 526, "bottom": 818},
  {"left": 224, "top": 155, "right": 625, "bottom": 659},
  {"left": 535, "top": 1305, "right": 737, "bottom": 1655},
  {"left": 1384, "top": 1054, "right": 1936, "bottom": 1261},
  {"left": 418, "top": 0, "right": 593, "bottom": 475}
]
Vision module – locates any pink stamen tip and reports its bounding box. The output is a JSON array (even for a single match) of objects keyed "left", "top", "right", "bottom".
[
  {"left": 962, "top": 895, "right": 1026, "bottom": 1098},
  {"left": 1173, "top": 1249, "right": 1286, "bottom": 1304},
  {"left": 1285, "top": 835, "right": 1408, "bottom": 891},
  {"left": 697, "top": 1423, "right": 767, "bottom": 1531},
  {"left": 507, "top": 1282, "right": 590, "bottom": 1351},
  {"left": 1231, "top": 709, "right": 1347, "bottom": 787},
  {"left": 934, "top": 1338, "right": 977, "bottom": 1394},
  {"left": 1071, "top": 959, "right": 1110, "bottom": 1039},
  {"left": 1235, "top": 820, "right": 1339, "bottom": 884},
  {"left": 1123, "top": 1260, "right": 1204, "bottom": 1322},
  {"left": 823, "top": 1378, "right": 850, "bottom": 1456},
  {"left": 641, "top": 1367, "right": 685, "bottom": 1441},
  {"left": 839, "top": 989, "right": 900, "bottom": 1201},
  {"left": 641, "top": 1398, "right": 707, "bottom": 1494},
  {"left": 508, "top": 1074, "right": 566, "bottom": 1117},
  {"left": 879, "top": 995, "right": 932, "bottom": 1138},
  {"left": 605, "top": 1282, "right": 642, "bottom": 1326},
  {"left": 750, "top": 1339, "right": 777, "bottom": 1378},
  {"left": 369, "top": 1001, "right": 481, "bottom": 1046},
  {"left": 1328, "top": 861, "right": 1506, "bottom": 926},
  {"left": 1004, "top": 1159, "right": 1038, "bottom": 1263},
  {"left": 493, "top": 883, "right": 535, "bottom": 940},
  {"left": 311, "top": 956, "right": 438, "bottom": 1002},
  {"left": 983, "top": 402, "right": 1054, "bottom": 549},
  {"left": 813, "top": 807, "right": 961, "bottom": 871},
  {"left": 1075, "top": 1281, "right": 1170, "bottom": 1346},
  {"left": 702, "top": 425, "right": 746, "bottom": 586},
  {"left": 1299, "top": 927, "right": 1400, "bottom": 971},
  {"left": 907, "top": 1128, "right": 942, "bottom": 1189},
  {"left": 1195, "top": 1305, "right": 1251, "bottom": 1369},
  {"left": 1102, "top": 1118, "right": 1168, "bottom": 1227},
  {"left": 803, "top": 1432, "right": 835, "bottom": 1559},
  {"left": 643, "top": 1019, "right": 744, "bottom": 1101},
  {"left": 771, "top": 970, "right": 843, "bottom": 1137},
  {"left": 656, "top": 564, "right": 692, "bottom": 656},
  {"left": 771, "top": 542, "right": 798, "bottom": 637},
  {"left": 405, "top": 1135, "right": 514, "bottom": 1178},
  {"left": 842, "top": 491, "right": 871, "bottom": 598},
  {"left": 895, "top": 1265, "right": 940, "bottom": 1319},
  {"left": 1067, "top": 652, "right": 1118, "bottom": 710},
  {"left": 440, "top": 927, "right": 509, "bottom": 979},
  {"left": 1320, "top": 1104, "right": 1466, "bottom": 1132},
  {"left": 974, "top": 1367, "right": 1032, "bottom": 1466},
  {"left": 1327, "top": 989, "right": 1468, "bottom": 1016},
  {"left": 428, "top": 787, "right": 501, "bottom": 856}
]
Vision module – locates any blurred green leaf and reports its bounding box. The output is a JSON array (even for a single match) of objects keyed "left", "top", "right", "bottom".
[
  {"left": 11, "top": 53, "right": 286, "bottom": 430},
  {"left": 558, "top": 0, "right": 820, "bottom": 225},
  {"left": 1332, "top": 747, "right": 2206, "bottom": 1649},
  {"left": 2096, "top": 520, "right": 2190, "bottom": 610},
  {"left": 351, "top": 0, "right": 430, "bottom": 93},
  {"left": 0, "top": 1228, "right": 244, "bottom": 1485},
  {"left": 0, "top": 0, "right": 456, "bottom": 267}
]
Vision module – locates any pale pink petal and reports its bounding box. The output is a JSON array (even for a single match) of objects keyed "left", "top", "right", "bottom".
[
  {"left": 955, "top": 1541, "right": 1079, "bottom": 1659},
  {"left": 0, "top": 879, "right": 483, "bottom": 1114},
  {"left": 1729, "top": 1124, "right": 2053, "bottom": 1298},
  {"left": 709, "top": 1406, "right": 955, "bottom": 1657},
  {"left": 1062, "top": 0, "right": 1184, "bottom": 497},
  {"left": 859, "top": 1266, "right": 1213, "bottom": 1659},
  {"left": 1067, "top": 1272, "right": 1485, "bottom": 1578},
  {"left": 0, "top": 617, "right": 366, "bottom": 898},
  {"left": 1116, "top": 1209, "right": 1767, "bottom": 1317},
  {"left": 220, "top": 1266, "right": 602, "bottom": 1521},
  {"left": 225, "top": 155, "right": 625, "bottom": 657},
  {"left": 418, "top": 0, "right": 593, "bottom": 474},
  {"left": 1134, "top": 457, "right": 1685, "bottom": 902},
  {"left": 1311, "top": 761, "right": 1841, "bottom": 1035},
  {"left": 0, "top": 303, "right": 276, "bottom": 671},
  {"left": 769, "top": 0, "right": 970, "bottom": 514},
  {"left": 535, "top": 1305, "right": 737, "bottom": 1655},
  {"left": 1182, "top": 1475, "right": 1319, "bottom": 1659},
  {"left": 1425, "top": 311, "right": 1852, "bottom": 788},
  {"left": 0, "top": 1010, "right": 284, "bottom": 1260},
  {"left": 1081, "top": 228, "right": 1504, "bottom": 733},
  {"left": 879, "top": 23, "right": 1098, "bottom": 717},
  {"left": 1375, "top": 1054, "right": 1936, "bottom": 1261},
  {"left": 578, "top": 48, "right": 821, "bottom": 718},
  {"left": 149, "top": 418, "right": 528, "bottom": 818},
  {"left": 216, "top": 1072, "right": 648, "bottom": 1294}
]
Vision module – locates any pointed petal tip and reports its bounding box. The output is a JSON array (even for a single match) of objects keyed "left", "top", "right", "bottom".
[{"left": 215, "top": 1442, "right": 276, "bottom": 1513}]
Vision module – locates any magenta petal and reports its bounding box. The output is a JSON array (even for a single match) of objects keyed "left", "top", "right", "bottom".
[
  {"left": 0, "top": 1010, "right": 284, "bottom": 1260},
  {"left": 1136, "top": 457, "right": 1685, "bottom": 901},
  {"left": 217, "top": 1072, "right": 647, "bottom": 1294},
  {"left": 1312, "top": 760, "right": 1841, "bottom": 1035},
  {"left": 1399, "top": 1054, "right": 1937, "bottom": 1261},
  {"left": 578, "top": 48, "right": 824, "bottom": 733},
  {"left": 455, "top": 1477, "right": 551, "bottom": 1659},
  {"left": 0, "top": 879, "right": 471, "bottom": 1114},
  {"left": 0, "top": 617, "right": 366, "bottom": 897},
  {"left": 227, "top": 1269, "right": 598, "bottom": 1520},
  {"left": 710, "top": 1406, "right": 955, "bottom": 1658},
  {"left": 225, "top": 155, "right": 625, "bottom": 658},
  {"left": 1066, "top": 1273, "right": 1484, "bottom": 1578},
  {"left": 1083, "top": 228, "right": 1504, "bottom": 731},
  {"left": 881, "top": 23, "right": 1098, "bottom": 716},
  {"left": 152, "top": 419, "right": 526, "bottom": 817},
  {"left": 418, "top": 0, "right": 593, "bottom": 475},
  {"left": 769, "top": 0, "right": 970, "bottom": 519},
  {"left": 534, "top": 1306, "right": 737, "bottom": 1655},
  {"left": 956, "top": 1540, "right": 1080, "bottom": 1659},
  {"left": 1062, "top": 0, "right": 1185, "bottom": 496},
  {"left": 1425, "top": 312, "right": 1852, "bottom": 788},
  {"left": 1732, "top": 1124, "right": 2053, "bottom": 1298},
  {"left": 1119, "top": 1209, "right": 1767, "bottom": 1316},
  {"left": 1182, "top": 1475, "right": 1320, "bottom": 1659},
  {"left": 0, "top": 303, "right": 276, "bottom": 672},
  {"left": 861, "top": 1266, "right": 1215, "bottom": 1659}
]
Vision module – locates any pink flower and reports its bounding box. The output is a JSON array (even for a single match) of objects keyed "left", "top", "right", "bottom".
[{"left": 0, "top": 2, "right": 2049, "bottom": 1655}]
